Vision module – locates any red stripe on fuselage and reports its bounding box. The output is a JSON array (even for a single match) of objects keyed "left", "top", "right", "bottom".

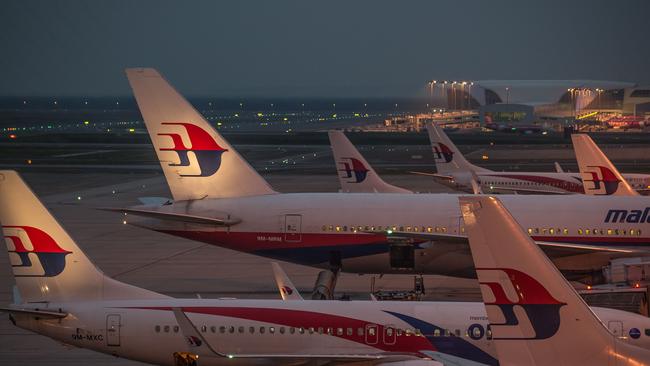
[
  {"left": 133, "top": 306, "right": 435, "bottom": 355},
  {"left": 157, "top": 230, "right": 388, "bottom": 252}
]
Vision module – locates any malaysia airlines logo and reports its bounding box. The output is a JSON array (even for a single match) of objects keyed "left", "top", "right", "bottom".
[
  {"left": 280, "top": 286, "right": 294, "bottom": 296},
  {"left": 157, "top": 122, "right": 228, "bottom": 177},
  {"left": 432, "top": 143, "right": 454, "bottom": 163},
  {"left": 3, "top": 226, "right": 72, "bottom": 277},
  {"left": 477, "top": 268, "right": 566, "bottom": 340},
  {"left": 582, "top": 165, "right": 620, "bottom": 195},
  {"left": 338, "top": 157, "right": 369, "bottom": 183},
  {"left": 185, "top": 335, "right": 202, "bottom": 347}
]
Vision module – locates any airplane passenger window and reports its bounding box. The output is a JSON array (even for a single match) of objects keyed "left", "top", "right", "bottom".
[
  {"left": 357, "top": 328, "right": 364, "bottom": 336},
  {"left": 337, "top": 328, "right": 343, "bottom": 336},
  {"left": 415, "top": 329, "right": 422, "bottom": 336},
  {"left": 396, "top": 328, "right": 403, "bottom": 336},
  {"left": 549, "top": 228, "right": 554, "bottom": 234},
  {"left": 238, "top": 326, "right": 244, "bottom": 333},
  {"left": 321, "top": 225, "right": 327, "bottom": 231},
  {"left": 260, "top": 327, "right": 265, "bottom": 334},
  {"left": 327, "top": 327, "right": 333, "bottom": 335},
  {"left": 607, "top": 229, "right": 613, "bottom": 235},
  {"left": 173, "top": 326, "right": 179, "bottom": 333},
  {"left": 405, "top": 329, "right": 412, "bottom": 336},
  {"left": 578, "top": 229, "right": 583, "bottom": 235},
  {"left": 219, "top": 326, "right": 226, "bottom": 333},
  {"left": 343, "top": 226, "right": 347, "bottom": 231},
  {"left": 269, "top": 327, "right": 275, "bottom": 334},
  {"left": 347, "top": 328, "right": 353, "bottom": 336},
  {"left": 386, "top": 328, "right": 393, "bottom": 336},
  {"left": 210, "top": 326, "right": 216, "bottom": 333},
  {"left": 290, "top": 327, "right": 295, "bottom": 334},
  {"left": 164, "top": 325, "right": 170, "bottom": 333},
  {"left": 309, "top": 327, "right": 314, "bottom": 334},
  {"left": 228, "top": 326, "right": 234, "bottom": 333},
  {"left": 527, "top": 228, "right": 532, "bottom": 234},
  {"left": 433, "top": 329, "right": 440, "bottom": 337},
  {"left": 298, "top": 327, "right": 304, "bottom": 334},
  {"left": 318, "top": 327, "right": 323, "bottom": 334},
  {"left": 645, "top": 329, "right": 650, "bottom": 336},
  {"left": 368, "top": 328, "right": 376, "bottom": 336},
  {"left": 585, "top": 229, "right": 590, "bottom": 235},
  {"left": 455, "top": 329, "right": 461, "bottom": 336},
  {"left": 155, "top": 325, "right": 160, "bottom": 333},
  {"left": 249, "top": 327, "right": 255, "bottom": 334},
  {"left": 280, "top": 327, "right": 285, "bottom": 334},
  {"left": 563, "top": 228, "right": 568, "bottom": 234}
]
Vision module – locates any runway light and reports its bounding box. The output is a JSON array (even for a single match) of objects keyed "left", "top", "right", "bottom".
[
  {"left": 587, "top": 285, "right": 592, "bottom": 290},
  {"left": 77, "top": 196, "right": 82, "bottom": 200}
]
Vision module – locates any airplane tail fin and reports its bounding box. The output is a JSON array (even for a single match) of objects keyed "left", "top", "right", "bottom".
[
  {"left": 459, "top": 196, "right": 649, "bottom": 365},
  {"left": 271, "top": 262, "right": 304, "bottom": 300},
  {"left": 328, "top": 130, "right": 411, "bottom": 193},
  {"left": 426, "top": 123, "right": 490, "bottom": 175},
  {"left": 0, "top": 170, "right": 165, "bottom": 302},
  {"left": 571, "top": 134, "right": 638, "bottom": 196},
  {"left": 126, "top": 68, "right": 277, "bottom": 201}
]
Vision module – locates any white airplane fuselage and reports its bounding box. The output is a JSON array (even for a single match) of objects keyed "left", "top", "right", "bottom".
[
  {"left": 130, "top": 193, "right": 650, "bottom": 277},
  {"left": 13, "top": 298, "right": 650, "bottom": 366},
  {"left": 450, "top": 171, "right": 650, "bottom": 194}
]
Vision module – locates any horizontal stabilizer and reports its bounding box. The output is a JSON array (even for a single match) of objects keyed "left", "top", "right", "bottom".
[
  {"left": 101, "top": 207, "right": 241, "bottom": 226},
  {"left": 0, "top": 307, "right": 68, "bottom": 319}
]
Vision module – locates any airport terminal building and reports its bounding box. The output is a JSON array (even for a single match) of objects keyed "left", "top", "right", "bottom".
[{"left": 431, "top": 80, "right": 650, "bottom": 129}]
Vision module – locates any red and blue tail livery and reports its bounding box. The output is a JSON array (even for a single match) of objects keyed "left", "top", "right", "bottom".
[
  {"left": 432, "top": 143, "right": 454, "bottom": 163},
  {"left": 3, "top": 225, "right": 72, "bottom": 277},
  {"left": 477, "top": 267, "right": 566, "bottom": 340},
  {"left": 583, "top": 165, "right": 621, "bottom": 195},
  {"left": 158, "top": 122, "right": 228, "bottom": 177},
  {"left": 338, "top": 157, "right": 370, "bottom": 183}
]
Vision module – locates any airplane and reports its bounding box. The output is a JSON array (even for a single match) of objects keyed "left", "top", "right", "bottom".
[
  {"left": 420, "top": 123, "right": 650, "bottom": 195},
  {"left": 459, "top": 195, "right": 650, "bottom": 365},
  {"left": 117, "top": 68, "right": 650, "bottom": 290},
  {"left": 4, "top": 169, "right": 650, "bottom": 366},
  {"left": 328, "top": 130, "right": 412, "bottom": 193}
]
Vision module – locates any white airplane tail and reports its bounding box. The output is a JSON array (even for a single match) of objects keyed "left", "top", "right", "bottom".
[
  {"left": 328, "top": 130, "right": 411, "bottom": 193},
  {"left": 0, "top": 170, "right": 165, "bottom": 303},
  {"left": 571, "top": 134, "right": 638, "bottom": 196},
  {"left": 459, "top": 196, "right": 650, "bottom": 366},
  {"left": 271, "top": 262, "right": 304, "bottom": 300},
  {"left": 426, "top": 123, "right": 490, "bottom": 175},
  {"left": 126, "top": 68, "right": 277, "bottom": 201}
]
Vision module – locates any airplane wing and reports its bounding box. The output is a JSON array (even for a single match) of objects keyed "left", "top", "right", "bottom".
[
  {"left": 409, "top": 171, "right": 454, "bottom": 180},
  {"left": 100, "top": 207, "right": 241, "bottom": 226},
  {"left": 384, "top": 231, "right": 644, "bottom": 256},
  {"left": 271, "top": 262, "right": 304, "bottom": 300},
  {"left": 0, "top": 307, "right": 68, "bottom": 319}
]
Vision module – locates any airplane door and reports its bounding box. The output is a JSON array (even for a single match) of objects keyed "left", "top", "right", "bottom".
[
  {"left": 365, "top": 324, "right": 378, "bottom": 345},
  {"left": 284, "top": 214, "right": 302, "bottom": 242},
  {"left": 106, "top": 314, "right": 121, "bottom": 346},
  {"left": 608, "top": 321, "right": 623, "bottom": 338},
  {"left": 383, "top": 325, "right": 396, "bottom": 345}
]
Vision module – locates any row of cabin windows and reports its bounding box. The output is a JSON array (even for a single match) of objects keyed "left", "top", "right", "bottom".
[
  {"left": 154, "top": 325, "right": 424, "bottom": 337},
  {"left": 321, "top": 225, "right": 448, "bottom": 233},
  {"left": 484, "top": 180, "right": 575, "bottom": 188},
  {"left": 527, "top": 227, "right": 642, "bottom": 236}
]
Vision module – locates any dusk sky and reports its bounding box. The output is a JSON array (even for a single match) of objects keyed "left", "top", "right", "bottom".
[{"left": 2, "top": 0, "right": 649, "bottom": 97}]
